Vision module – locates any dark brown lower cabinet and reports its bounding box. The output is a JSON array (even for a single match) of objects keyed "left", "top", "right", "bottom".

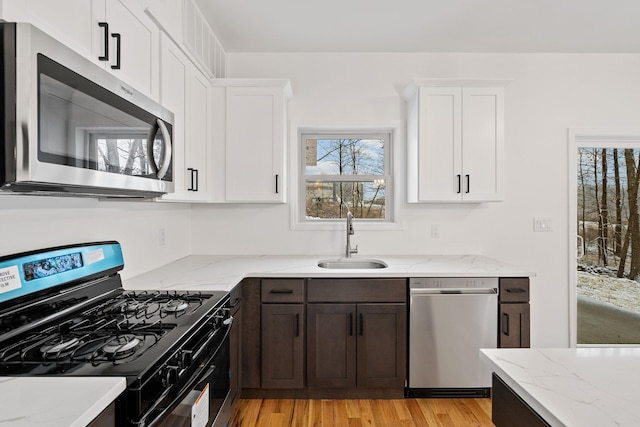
[
  {"left": 492, "top": 373, "right": 550, "bottom": 427},
  {"left": 307, "top": 303, "right": 406, "bottom": 389},
  {"left": 307, "top": 303, "right": 356, "bottom": 388},
  {"left": 498, "top": 278, "right": 531, "bottom": 348},
  {"left": 261, "top": 304, "right": 305, "bottom": 389}
]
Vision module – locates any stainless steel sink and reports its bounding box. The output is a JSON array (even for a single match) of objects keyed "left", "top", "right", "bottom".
[{"left": 317, "top": 258, "right": 388, "bottom": 269}]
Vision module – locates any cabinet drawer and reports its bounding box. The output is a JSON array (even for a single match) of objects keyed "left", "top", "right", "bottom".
[
  {"left": 499, "top": 278, "right": 529, "bottom": 303},
  {"left": 307, "top": 279, "right": 406, "bottom": 303},
  {"left": 261, "top": 279, "right": 305, "bottom": 303}
]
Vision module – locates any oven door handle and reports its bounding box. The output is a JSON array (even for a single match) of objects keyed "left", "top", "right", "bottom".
[{"left": 143, "top": 325, "right": 232, "bottom": 427}]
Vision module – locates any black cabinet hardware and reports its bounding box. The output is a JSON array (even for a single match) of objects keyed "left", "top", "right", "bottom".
[
  {"left": 111, "top": 33, "right": 121, "bottom": 70},
  {"left": 275, "top": 174, "right": 279, "bottom": 194},
  {"left": 457, "top": 174, "right": 461, "bottom": 193},
  {"left": 465, "top": 174, "right": 470, "bottom": 193},
  {"left": 98, "top": 22, "right": 109, "bottom": 61},
  {"left": 269, "top": 289, "right": 293, "bottom": 294},
  {"left": 502, "top": 312, "right": 510, "bottom": 336}
]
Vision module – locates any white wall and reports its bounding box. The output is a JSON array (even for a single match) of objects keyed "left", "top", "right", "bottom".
[
  {"left": 0, "top": 196, "right": 192, "bottom": 279},
  {"left": 191, "top": 52, "right": 640, "bottom": 348}
]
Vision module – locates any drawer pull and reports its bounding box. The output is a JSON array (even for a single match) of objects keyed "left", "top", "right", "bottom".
[
  {"left": 502, "top": 312, "right": 510, "bottom": 336},
  {"left": 505, "top": 288, "right": 527, "bottom": 293},
  {"left": 270, "top": 289, "right": 294, "bottom": 294}
]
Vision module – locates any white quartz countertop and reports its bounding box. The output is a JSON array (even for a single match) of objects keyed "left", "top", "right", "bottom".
[
  {"left": 0, "top": 376, "right": 125, "bottom": 427},
  {"left": 123, "top": 254, "right": 531, "bottom": 292},
  {"left": 480, "top": 348, "right": 640, "bottom": 427}
]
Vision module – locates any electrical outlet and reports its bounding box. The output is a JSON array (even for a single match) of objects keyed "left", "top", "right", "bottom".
[
  {"left": 533, "top": 218, "right": 553, "bottom": 232},
  {"left": 431, "top": 224, "right": 440, "bottom": 238},
  {"left": 159, "top": 228, "right": 166, "bottom": 246}
]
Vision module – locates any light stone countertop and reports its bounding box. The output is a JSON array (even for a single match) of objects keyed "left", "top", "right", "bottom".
[
  {"left": 481, "top": 348, "right": 640, "bottom": 427},
  {"left": 0, "top": 376, "right": 125, "bottom": 426},
  {"left": 123, "top": 254, "right": 532, "bottom": 292}
]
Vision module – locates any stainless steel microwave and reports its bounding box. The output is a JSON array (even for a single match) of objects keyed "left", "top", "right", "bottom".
[{"left": 0, "top": 23, "right": 174, "bottom": 198}]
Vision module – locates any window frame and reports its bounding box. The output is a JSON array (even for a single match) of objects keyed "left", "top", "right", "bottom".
[{"left": 298, "top": 128, "right": 394, "bottom": 226}]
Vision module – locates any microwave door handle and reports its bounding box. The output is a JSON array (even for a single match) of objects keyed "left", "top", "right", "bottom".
[{"left": 155, "top": 119, "right": 172, "bottom": 179}]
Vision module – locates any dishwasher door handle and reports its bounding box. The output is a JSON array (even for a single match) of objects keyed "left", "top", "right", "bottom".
[{"left": 410, "top": 288, "right": 498, "bottom": 295}]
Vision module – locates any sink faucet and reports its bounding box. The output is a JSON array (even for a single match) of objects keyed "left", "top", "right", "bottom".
[{"left": 346, "top": 211, "right": 358, "bottom": 258}]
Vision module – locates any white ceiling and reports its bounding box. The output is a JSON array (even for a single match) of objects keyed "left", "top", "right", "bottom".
[{"left": 195, "top": 0, "right": 640, "bottom": 53}]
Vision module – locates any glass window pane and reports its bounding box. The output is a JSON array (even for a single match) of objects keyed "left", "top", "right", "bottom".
[
  {"left": 305, "top": 138, "right": 385, "bottom": 176},
  {"left": 577, "top": 147, "right": 640, "bottom": 344},
  {"left": 305, "top": 180, "right": 386, "bottom": 219}
]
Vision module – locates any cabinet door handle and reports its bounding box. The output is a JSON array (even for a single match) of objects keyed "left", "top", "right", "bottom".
[
  {"left": 295, "top": 313, "right": 300, "bottom": 337},
  {"left": 187, "top": 168, "right": 194, "bottom": 191},
  {"left": 457, "top": 174, "right": 461, "bottom": 194},
  {"left": 193, "top": 169, "right": 199, "bottom": 192},
  {"left": 269, "top": 289, "right": 293, "bottom": 294},
  {"left": 275, "top": 174, "right": 279, "bottom": 194},
  {"left": 465, "top": 174, "right": 470, "bottom": 194},
  {"left": 359, "top": 313, "right": 364, "bottom": 336},
  {"left": 349, "top": 313, "right": 353, "bottom": 336},
  {"left": 111, "top": 33, "right": 121, "bottom": 70},
  {"left": 502, "top": 312, "right": 510, "bottom": 336},
  {"left": 98, "top": 22, "right": 109, "bottom": 61}
]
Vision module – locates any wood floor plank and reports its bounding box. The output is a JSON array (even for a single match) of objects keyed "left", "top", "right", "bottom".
[{"left": 232, "top": 398, "right": 495, "bottom": 427}]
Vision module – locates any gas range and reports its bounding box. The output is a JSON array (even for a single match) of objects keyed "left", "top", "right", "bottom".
[{"left": 0, "top": 242, "right": 231, "bottom": 426}]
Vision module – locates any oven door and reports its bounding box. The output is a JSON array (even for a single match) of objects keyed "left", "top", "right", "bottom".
[{"left": 151, "top": 327, "right": 231, "bottom": 427}]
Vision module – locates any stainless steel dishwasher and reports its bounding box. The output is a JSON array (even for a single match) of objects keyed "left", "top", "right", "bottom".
[{"left": 407, "top": 277, "right": 498, "bottom": 398}]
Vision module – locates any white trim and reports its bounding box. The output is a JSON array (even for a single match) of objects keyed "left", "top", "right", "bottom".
[
  {"left": 568, "top": 128, "right": 640, "bottom": 348},
  {"left": 290, "top": 124, "right": 402, "bottom": 231}
]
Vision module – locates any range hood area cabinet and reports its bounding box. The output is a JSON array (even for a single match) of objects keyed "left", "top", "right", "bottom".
[
  {"left": 403, "top": 80, "right": 508, "bottom": 203},
  {"left": 210, "top": 79, "right": 293, "bottom": 203},
  {"left": 0, "top": 0, "right": 160, "bottom": 100},
  {"left": 158, "top": 33, "right": 212, "bottom": 202}
]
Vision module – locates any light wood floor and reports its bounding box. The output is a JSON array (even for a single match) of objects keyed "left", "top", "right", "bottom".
[{"left": 231, "top": 398, "right": 495, "bottom": 427}]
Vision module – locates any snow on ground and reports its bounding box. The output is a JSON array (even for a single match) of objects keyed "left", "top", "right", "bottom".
[{"left": 578, "top": 271, "right": 640, "bottom": 313}]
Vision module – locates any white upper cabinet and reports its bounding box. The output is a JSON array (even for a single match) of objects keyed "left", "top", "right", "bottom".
[
  {"left": 212, "top": 80, "right": 292, "bottom": 203},
  {"left": 0, "top": 0, "right": 159, "bottom": 99},
  {"left": 145, "top": 0, "right": 226, "bottom": 78},
  {"left": 158, "top": 33, "right": 211, "bottom": 202},
  {"left": 98, "top": 0, "right": 160, "bottom": 99},
  {"left": 404, "top": 81, "right": 506, "bottom": 203}
]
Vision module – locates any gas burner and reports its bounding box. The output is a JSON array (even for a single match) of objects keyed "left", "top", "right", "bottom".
[
  {"left": 163, "top": 299, "right": 189, "bottom": 313},
  {"left": 123, "top": 301, "right": 145, "bottom": 314},
  {"left": 102, "top": 335, "right": 141, "bottom": 357},
  {"left": 40, "top": 336, "right": 80, "bottom": 358}
]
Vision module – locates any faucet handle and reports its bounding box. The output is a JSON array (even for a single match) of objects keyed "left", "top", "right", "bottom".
[{"left": 351, "top": 245, "right": 359, "bottom": 254}]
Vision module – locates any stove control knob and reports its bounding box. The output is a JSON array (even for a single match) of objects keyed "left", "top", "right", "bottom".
[
  {"left": 180, "top": 350, "right": 193, "bottom": 368},
  {"left": 162, "top": 365, "right": 180, "bottom": 387}
]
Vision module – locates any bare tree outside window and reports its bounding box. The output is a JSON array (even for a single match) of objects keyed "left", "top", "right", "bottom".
[
  {"left": 302, "top": 133, "right": 390, "bottom": 221},
  {"left": 577, "top": 147, "right": 640, "bottom": 344}
]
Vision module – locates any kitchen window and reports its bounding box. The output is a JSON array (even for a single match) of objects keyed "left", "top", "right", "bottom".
[{"left": 300, "top": 130, "right": 392, "bottom": 223}]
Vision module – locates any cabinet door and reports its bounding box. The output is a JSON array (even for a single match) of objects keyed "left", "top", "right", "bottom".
[
  {"left": 357, "top": 304, "right": 406, "bottom": 388},
  {"left": 499, "top": 303, "right": 531, "bottom": 348},
  {"left": 307, "top": 304, "right": 357, "bottom": 388},
  {"left": 261, "top": 304, "right": 304, "bottom": 389},
  {"left": 184, "top": 68, "right": 210, "bottom": 200},
  {"left": 102, "top": 0, "right": 159, "bottom": 99},
  {"left": 461, "top": 87, "right": 504, "bottom": 202},
  {"left": 225, "top": 86, "right": 286, "bottom": 202},
  {"left": 158, "top": 34, "right": 211, "bottom": 202},
  {"left": 158, "top": 34, "right": 188, "bottom": 201},
  {"left": 0, "top": 0, "right": 98, "bottom": 63},
  {"left": 416, "top": 87, "right": 462, "bottom": 202}
]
